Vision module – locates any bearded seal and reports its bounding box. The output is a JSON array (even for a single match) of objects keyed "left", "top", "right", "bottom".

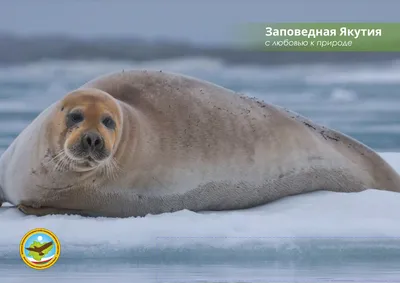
[{"left": 0, "top": 70, "right": 399, "bottom": 217}]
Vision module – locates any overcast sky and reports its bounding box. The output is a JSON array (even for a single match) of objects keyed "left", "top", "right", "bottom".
[{"left": 1, "top": 0, "right": 399, "bottom": 45}]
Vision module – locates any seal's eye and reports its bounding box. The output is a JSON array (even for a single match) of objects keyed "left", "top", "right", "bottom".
[
  {"left": 66, "top": 112, "right": 84, "bottom": 127},
  {"left": 102, "top": 116, "right": 115, "bottom": 129}
]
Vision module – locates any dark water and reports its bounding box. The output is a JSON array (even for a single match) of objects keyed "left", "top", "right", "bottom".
[{"left": 2, "top": 260, "right": 400, "bottom": 283}]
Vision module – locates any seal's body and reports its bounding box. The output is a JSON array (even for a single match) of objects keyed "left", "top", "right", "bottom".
[{"left": 0, "top": 70, "right": 399, "bottom": 217}]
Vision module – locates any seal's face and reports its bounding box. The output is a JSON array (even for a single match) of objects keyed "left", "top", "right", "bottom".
[{"left": 57, "top": 88, "right": 122, "bottom": 171}]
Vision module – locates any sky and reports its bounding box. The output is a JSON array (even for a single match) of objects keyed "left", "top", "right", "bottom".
[{"left": 1, "top": 0, "right": 399, "bottom": 45}]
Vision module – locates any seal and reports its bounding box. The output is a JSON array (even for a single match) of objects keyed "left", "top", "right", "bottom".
[{"left": 0, "top": 70, "right": 399, "bottom": 217}]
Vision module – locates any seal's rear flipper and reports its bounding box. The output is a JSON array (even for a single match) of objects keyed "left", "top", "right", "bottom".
[{"left": 17, "top": 204, "right": 101, "bottom": 218}]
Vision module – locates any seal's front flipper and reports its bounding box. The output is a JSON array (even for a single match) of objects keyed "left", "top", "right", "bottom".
[{"left": 17, "top": 204, "right": 100, "bottom": 217}]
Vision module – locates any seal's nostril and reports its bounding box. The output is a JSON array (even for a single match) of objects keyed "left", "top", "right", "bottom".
[{"left": 82, "top": 132, "right": 103, "bottom": 150}]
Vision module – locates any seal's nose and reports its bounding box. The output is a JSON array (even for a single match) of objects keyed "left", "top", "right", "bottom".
[{"left": 81, "top": 132, "right": 104, "bottom": 151}]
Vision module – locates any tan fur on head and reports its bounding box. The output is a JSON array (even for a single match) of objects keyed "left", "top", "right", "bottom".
[{"left": 47, "top": 88, "right": 123, "bottom": 172}]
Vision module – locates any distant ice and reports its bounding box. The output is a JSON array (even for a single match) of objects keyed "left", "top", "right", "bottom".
[
  {"left": 1, "top": 153, "right": 399, "bottom": 263},
  {"left": 305, "top": 63, "right": 400, "bottom": 85},
  {"left": 329, "top": 88, "right": 358, "bottom": 102}
]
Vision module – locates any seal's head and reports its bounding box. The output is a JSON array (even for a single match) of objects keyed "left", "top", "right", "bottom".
[{"left": 53, "top": 88, "right": 122, "bottom": 171}]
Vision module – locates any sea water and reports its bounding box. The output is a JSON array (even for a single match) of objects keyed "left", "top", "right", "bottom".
[{"left": 0, "top": 58, "right": 400, "bottom": 282}]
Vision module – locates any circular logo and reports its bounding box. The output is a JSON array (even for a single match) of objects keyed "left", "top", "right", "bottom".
[{"left": 20, "top": 228, "right": 61, "bottom": 270}]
